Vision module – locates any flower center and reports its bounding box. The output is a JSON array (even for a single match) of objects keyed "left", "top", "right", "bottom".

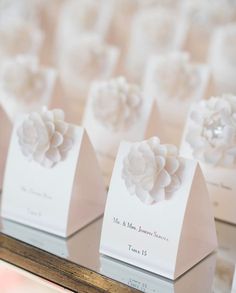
[{"left": 202, "top": 113, "right": 224, "bottom": 145}]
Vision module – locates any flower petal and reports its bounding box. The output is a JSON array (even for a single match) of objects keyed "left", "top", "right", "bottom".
[{"left": 51, "top": 131, "right": 63, "bottom": 147}]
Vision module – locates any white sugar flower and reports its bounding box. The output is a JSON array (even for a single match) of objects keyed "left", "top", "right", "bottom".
[
  {"left": 151, "top": 53, "right": 199, "bottom": 100},
  {"left": 186, "top": 94, "right": 236, "bottom": 167},
  {"left": 92, "top": 77, "right": 143, "bottom": 131},
  {"left": 17, "top": 108, "right": 74, "bottom": 168},
  {"left": 0, "top": 56, "right": 54, "bottom": 104},
  {"left": 0, "top": 17, "right": 43, "bottom": 58},
  {"left": 122, "top": 137, "right": 181, "bottom": 205}
]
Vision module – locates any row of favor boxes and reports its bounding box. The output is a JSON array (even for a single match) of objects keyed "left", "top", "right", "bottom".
[{"left": 1, "top": 102, "right": 232, "bottom": 280}]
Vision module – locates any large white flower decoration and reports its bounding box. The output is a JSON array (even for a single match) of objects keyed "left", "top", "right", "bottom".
[
  {"left": 17, "top": 108, "right": 74, "bottom": 168},
  {"left": 0, "top": 56, "right": 53, "bottom": 104},
  {"left": 122, "top": 137, "right": 181, "bottom": 205},
  {"left": 92, "top": 77, "right": 143, "bottom": 131},
  {"left": 186, "top": 94, "right": 236, "bottom": 167},
  {"left": 151, "top": 53, "right": 199, "bottom": 100}
]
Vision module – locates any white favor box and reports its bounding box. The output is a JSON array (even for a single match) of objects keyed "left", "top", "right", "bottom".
[
  {"left": 209, "top": 24, "right": 236, "bottom": 95},
  {"left": 180, "top": 98, "right": 236, "bottom": 224},
  {"left": 0, "top": 106, "right": 12, "bottom": 189},
  {"left": 0, "top": 56, "right": 56, "bottom": 122},
  {"left": 100, "top": 141, "right": 217, "bottom": 280},
  {"left": 1, "top": 121, "right": 106, "bottom": 237},
  {"left": 83, "top": 79, "right": 163, "bottom": 185},
  {"left": 181, "top": 133, "right": 236, "bottom": 225},
  {"left": 126, "top": 7, "right": 187, "bottom": 82},
  {"left": 143, "top": 52, "right": 209, "bottom": 145}
]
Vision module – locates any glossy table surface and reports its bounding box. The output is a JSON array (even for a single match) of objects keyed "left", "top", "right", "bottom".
[{"left": 1, "top": 215, "right": 236, "bottom": 293}]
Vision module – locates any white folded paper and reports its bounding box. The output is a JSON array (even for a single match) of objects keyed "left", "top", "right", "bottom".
[
  {"left": 83, "top": 77, "right": 163, "bottom": 185},
  {"left": 58, "top": 34, "right": 119, "bottom": 123},
  {"left": 0, "top": 55, "right": 56, "bottom": 122},
  {"left": 126, "top": 7, "right": 187, "bottom": 82},
  {"left": 100, "top": 137, "right": 217, "bottom": 280},
  {"left": 0, "top": 106, "right": 12, "bottom": 189},
  {"left": 1, "top": 108, "right": 107, "bottom": 237},
  {"left": 209, "top": 24, "right": 236, "bottom": 95},
  {"left": 180, "top": 94, "right": 236, "bottom": 224},
  {"left": 100, "top": 252, "right": 216, "bottom": 293},
  {"left": 232, "top": 265, "right": 236, "bottom": 293},
  {"left": 183, "top": 0, "right": 236, "bottom": 61},
  {"left": 57, "top": 0, "right": 113, "bottom": 52},
  {"left": 0, "top": 16, "right": 43, "bottom": 60},
  {"left": 143, "top": 52, "right": 209, "bottom": 145}
]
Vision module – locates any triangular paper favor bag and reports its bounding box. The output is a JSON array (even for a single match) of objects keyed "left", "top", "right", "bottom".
[
  {"left": 83, "top": 86, "right": 165, "bottom": 185},
  {"left": 100, "top": 139, "right": 217, "bottom": 280},
  {"left": 175, "top": 165, "right": 218, "bottom": 279},
  {"left": 0, "top": 106, "right": 12, "bottom": 189},
  {"left": 1, "top": 117, "right": 106, "bottom": 237}
]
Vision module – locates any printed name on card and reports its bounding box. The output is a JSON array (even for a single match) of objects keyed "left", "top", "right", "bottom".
[
  {"left": 83, "top": 76, "right": 164, "bottom": 185},
  {"left": 100, "top": 137, "right": 217, "bottom": 280},
  {"left": 180, "top": 94, "right": 236, "bottom": 224},
  {"left": 0, "top": 105, "right": 12, "bottom": 189},
  {"left": 1, "top": 107, "right": 106, "bottom": 237}
]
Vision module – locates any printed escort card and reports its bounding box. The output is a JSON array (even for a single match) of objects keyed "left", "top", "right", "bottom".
[
  {"left": 126, "top": 6, "right": 187, "bottom": 82},
  {"left": 180, "top": 94, "right": 236, "bottom": 224},
  {"left": 100, "top": 252, "right": 216, "bottom": 293},
  {"left": 82, "top": 76, "right": 164, "bottom": 185},
  {"left": 1, "top": 107, "right": 106, "bottom": 237},
  {"left": 0, "top": 105, "right": 12, "bottom": 189},
  {"left": 0, "top": 55, "right": 56, "bottom": 122},
  {"left": 100, "top": 137, "right": 217, "bottom": 280},
  {"left": 143, "top": 52, "right": 209, "bottom": 145}
]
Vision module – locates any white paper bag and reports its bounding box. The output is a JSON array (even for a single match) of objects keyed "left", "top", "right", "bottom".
[
  {"left": 0, "top": 106, "right": 12, "bottom": 189},
  {"left": 1, "top": 108, "right": 106, "bottom": 237},
  {"left": 180, "top": 95, "right": 236, "bottom": 224},
  {"left": 100, "top": 137, "right": 217, "bottom": 279},
  {"left": 126, "top": 7, "right": 187, "bottom": 82},
  {"left": 0, "top": 55, "right": 56, "bottom": 122},
  {"left": 83, "top": 77, "right": 164, "bottom": 185},
  {"left": 143, "top": 52, "right": 209, "bottom": 145}
]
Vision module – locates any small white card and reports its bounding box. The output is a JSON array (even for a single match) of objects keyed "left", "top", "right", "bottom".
[
  {"left": 1, "top": 108, "right": 106, "bottom": 237},
  {"left": 83, "top": 77, "right": 164, "bottom": 184},
  {"left": 0, "top": 106, "right": 12, "bottom": 189},
  {"left": 180, "top": 95, "right": 236, "bottom": 224},
  {"left": 143, "top": 52, "right": 209, "bottom": 145},
  {"left": 100, "top": 252, "right": 216, "bottom": 293},
  {"left": 100, "top": 137, "right": 217, "bottom": 280},
  {"left": 0, "top": 55, "right": 56, "bottom": 122}
]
